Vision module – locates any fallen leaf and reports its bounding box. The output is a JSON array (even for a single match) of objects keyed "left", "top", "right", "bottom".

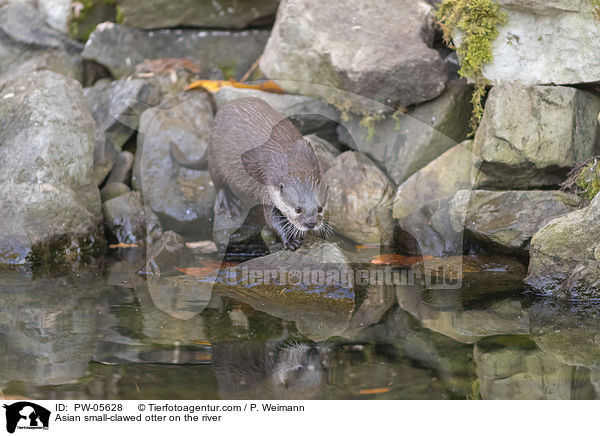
[
  {"left": 185, "top": 79, "right": 284, "bottom": 94},
  {"left": 192, "top": 340, "right": 212, "bottom": 346},
  {"left": 109, "top": 243, "right": 138, "bottom": 249},
  {"left": 370, "top": 254, "right": 432, "bottom": 266},
  {"left": 359, "top": 387, "right": 390, "bottom": 395}
]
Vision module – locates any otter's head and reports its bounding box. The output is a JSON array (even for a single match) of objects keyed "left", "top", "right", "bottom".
[{"left": 267, "top": 179, "right": 328, "bottom": 232}]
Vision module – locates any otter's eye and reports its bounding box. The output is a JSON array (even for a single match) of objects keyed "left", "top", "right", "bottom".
[
  {"left": 295, "top": 206, "right": 303, "bottom": 214},
  {"left": 317, "top": 206, "right": 323, "bottom": 213}
]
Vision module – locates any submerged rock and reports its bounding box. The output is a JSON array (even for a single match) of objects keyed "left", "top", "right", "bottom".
[
  {"left": 525, "top": 193, "right": 600, "bottom": 299},
  {"left": 340, "top": 80, "right": 473, "bottom": 185},
  {"left": 82, "top": 23, "right": 269, "bottom": 79},
  {"left": 455, "top": 190, "right": 581, "bottom": 256},
  {"left": 260, "top": 0, "right": 447, "bottom": 111},
  {"left": 473, "top": 84, "right": 600, "bottom": 189},
  {"left": 100, "top": 182, "right": 130, "bottom": 203},
  {"left": 117, "top": 0, "right": 280, "bottom": 29},
  {"left": 0, "top": 2, "right": 83, "bottom": 81},
  {"left": 133, "top": 93, "right": 216, "bottom": 239},
  {"left": 0, "top": 70, "right": 104, "bottom": 265},
  {"left": 322, "top": 151, "right": 395, "bottom": 245}
]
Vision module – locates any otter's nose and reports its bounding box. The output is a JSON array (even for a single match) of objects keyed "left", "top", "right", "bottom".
[{"left": 306, "top": 221, "right": 317, "bottom": 229}]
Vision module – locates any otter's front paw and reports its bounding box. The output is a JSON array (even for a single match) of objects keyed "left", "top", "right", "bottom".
[{"left": 283, "top": 237, "right": 303, "bottom": 251}]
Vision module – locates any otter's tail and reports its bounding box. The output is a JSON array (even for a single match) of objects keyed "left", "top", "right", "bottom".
[{"left": 169, "top": 141, "right": 208, "bottom": 170}]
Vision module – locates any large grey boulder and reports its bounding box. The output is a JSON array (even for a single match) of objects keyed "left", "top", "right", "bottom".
[
  {"left": 473, "top": 84, "right": 600, "bottom": 189},
  {"left": 393, "top": 141, "right": 481, "bottom": 256},
  {"left": 462, "top": 0, "right": 600, "bottom": 85},
  {"left": 133, "top": 93, "right": 216, "bottom": 240},
  {"left": 84, "top": 77, "right": 160, "bottom": 184},
  {"left": 340, "top": 80, "right": 473, "bottom": 185},
  {"left": 525, "top": 193, "right": 600, "bottom": 299},
  {"left": 0, "top": 2, "right": 84, "bottom": 81},
  {"left": 455, "top": 190, "right": 581, "bottom": 256},
  {"left": 260, "top": 0, "right": 447, "bottom": 111},
  {"left": 117, "top": 0, "right": 280, "bottom": 29},
  {"left": 82, "top": 22, "right": 269, "bottom": 79},
  {"left": 322, "top": 151, "right": 395, "bottom": 245},
  {"left": 0, "top": 71, "right": 103, "bottom": 265}
]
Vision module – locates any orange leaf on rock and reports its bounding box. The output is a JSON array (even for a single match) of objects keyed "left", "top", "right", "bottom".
[{"left": 109, "top": 243, "right": 138, "bottom": 249}]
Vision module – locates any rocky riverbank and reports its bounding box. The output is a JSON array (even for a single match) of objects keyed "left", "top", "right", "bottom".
[{"left": 1, "top": 0, "right": 600, "bottom": 302}]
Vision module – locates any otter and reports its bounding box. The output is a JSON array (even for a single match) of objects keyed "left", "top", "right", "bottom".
[{"left": 170, "top": 97, "right": 331, "bottom": 250}]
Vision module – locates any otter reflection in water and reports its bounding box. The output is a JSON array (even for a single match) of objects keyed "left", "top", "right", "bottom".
[{"left": 212, "top": 341, "right": 332, "bottom": 400}]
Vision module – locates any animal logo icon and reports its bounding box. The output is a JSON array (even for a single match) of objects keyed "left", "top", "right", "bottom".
[{"left": 2, "top": 402, "right": 50, "bottom": 434}]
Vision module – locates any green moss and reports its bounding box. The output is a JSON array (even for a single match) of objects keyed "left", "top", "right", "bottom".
[
  {"left": 575, "top": 160, "right": 600, "bottom": 201},
  {"left": 436, "top": 0, "right": 506, "bottom": 135},
  {"left": 593, "top": 0, "right": 600, "bottom": 21},
  {"left": 68, "top": 0, "right": 118, "bottom": 42},
  {"left": 115, "top": 5, "right": 124, "bottom": 24},
  {"left": 359, "top": 114, "right": 386, "bottom": 141}
]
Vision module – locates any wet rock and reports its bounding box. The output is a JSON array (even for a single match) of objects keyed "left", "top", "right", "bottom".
[
  {"left": 213, "top": 87, "right": 340, "bottom": 137},
  {"left": 474, "top": 335, "right": 589, "bottom": 400},
  {"left": 0, "top": 2, "right": 83, "bottom": 81},
  {"left": 0, "top": 70, "right": 104, "bottom": 265},
  {"left": 454, "top": 190, "right": 581, "bottom": 256},
  {"left": 185, "top": 240, "right": 218, "bottom": 255},
  {"left": 133, "top": 92, "right": 216, "bottom": 239},
  {"left": 473, "top": 84, "right": 600, "bottom": 189},
  {"left": 100, "top": 182, "right": 130, "bottom": 202},
  {"left": 144, "top": 231, "right": 194, "bottom": 277},
  {"left": 323, "top": 151, "right": 395, "bottom": 245},
  {"left": 396, "top": 286, "right": 530, "bottom": 343},
  {"left": 84, "top": 77, "right": 160, "bottom": 184},
  {"left": 82, "top": 23, "right": 269, "bottom": 79},
  {"left": 213, "top": 240, "right": 355, "bottom": 340},
  {"left": 260, "top": 0, "right": 447, "bottom": 111},
  {"left": 455, "top": 0, "right": 600, "bottom": 86},
  {"left": 412, "top": 255, "right": 527, "bottom": 296},
  {"left": 106, "top": 151, "right": 134, "bottom": 185},
  {"left": 103, "top": 191, "right": 162, "bottom": 245},
  {"left": 340, "top": 80, "right": 473, "bottom": 185},
  {"left": 393, "top": 141, "right": 480, "bottom": 256},
  {"left": 117, "top": 0, "right": 279, "bottom": 29},
  {"left": 525, "top": 193, "right": 600, "bottom": 299}
]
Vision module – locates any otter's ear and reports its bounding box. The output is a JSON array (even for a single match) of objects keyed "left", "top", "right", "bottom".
[{"left": 241, "top": 146, "right": 268, "bottom": 185}]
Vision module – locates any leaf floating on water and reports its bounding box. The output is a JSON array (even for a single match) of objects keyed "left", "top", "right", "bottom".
[
  {"left": 185, "top": 79, "right": 285, "bottom": 94},
  {"left": 370, "top": 254, "right": 432, "bottom": 266},
  {"left": 109, "top": 243, "right": 138, "bottom": 249},
  {"left": 359, "top": 387, "right": 390, "bottom": 395}
]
